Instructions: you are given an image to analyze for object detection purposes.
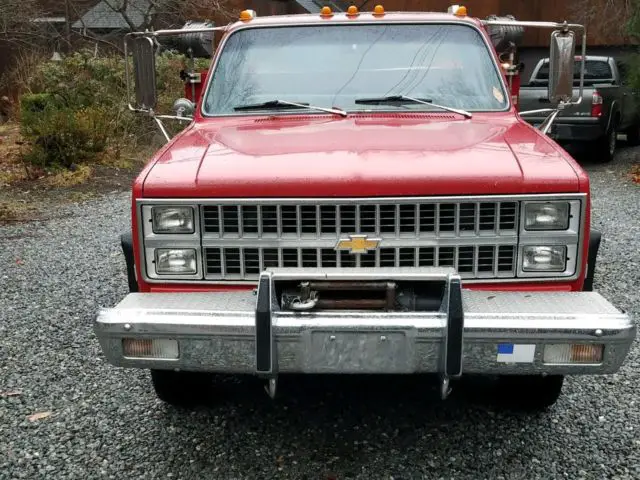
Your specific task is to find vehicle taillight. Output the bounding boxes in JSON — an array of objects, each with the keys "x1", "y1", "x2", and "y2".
[{"x1": 591, "y1": 91, "x2": 603, "y2": 117}]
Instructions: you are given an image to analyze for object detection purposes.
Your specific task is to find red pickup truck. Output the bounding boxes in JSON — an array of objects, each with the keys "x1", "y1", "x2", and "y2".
[{"x1": 94, "y1": 6, "x2": 636, "y2": 412}]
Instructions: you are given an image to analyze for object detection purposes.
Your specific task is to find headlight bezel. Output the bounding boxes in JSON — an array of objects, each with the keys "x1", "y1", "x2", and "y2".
[
  {"x1": 140, "y1": 203, "x2": 203, "y2": 280},
  {"x1": 517, "y1": 198, "x2": 583, "y2": 279}
]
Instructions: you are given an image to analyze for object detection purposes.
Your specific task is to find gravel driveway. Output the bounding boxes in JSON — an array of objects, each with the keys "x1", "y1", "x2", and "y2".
[{"x1": 1, "y1": 148, "x2": 638, "y2": 480}]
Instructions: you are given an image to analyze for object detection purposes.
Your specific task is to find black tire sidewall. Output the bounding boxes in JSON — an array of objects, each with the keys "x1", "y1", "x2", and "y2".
[
  {"x1": 496, "y1": 375, "x2": 564, "y2": 411},
  {"x1": 151, "y1": 369, "x2": 212, "y2": 407},
  {"x1": 626, "y1": 124, "x2": 640, "y2": 146},
  {"x1": 595, "y1": 123, "x2": 617, "y2": 162}
]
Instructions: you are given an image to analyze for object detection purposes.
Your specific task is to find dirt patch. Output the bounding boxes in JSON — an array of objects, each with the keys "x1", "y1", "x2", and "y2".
[
  {"x1": 631, "y1": 163, "x2": 640, "y2": 184},
  {"x1": 0, "y1": 122, "x2": 149, "y2": 225}
]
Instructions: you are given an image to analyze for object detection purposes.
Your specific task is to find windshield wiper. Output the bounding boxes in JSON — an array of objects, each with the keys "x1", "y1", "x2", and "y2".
[
  {"x1": 354, "y1": 95, "x2": 472, "y2": 119},
  {"x1": 234, "y1": 99, "x2": 347, "y2": 117}
]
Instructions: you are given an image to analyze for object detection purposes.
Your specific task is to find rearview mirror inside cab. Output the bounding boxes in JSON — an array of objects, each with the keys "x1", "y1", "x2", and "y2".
[
  {"x1": 548, "y1": 29, "x2": 576, "y2": 104},
  {"x1": 130, "y1": 36, "x2": 158, "y2": 111}
]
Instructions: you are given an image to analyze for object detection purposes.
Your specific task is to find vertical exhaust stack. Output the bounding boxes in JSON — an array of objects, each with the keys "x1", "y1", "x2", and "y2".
[
  {"x1": 156, "y1": 21, "x2": 216, "y2": 105},
  {"x1": 157, "y1": 21, "x2": 216, "y2": 58},
  {"x1": 485, "y1": 15, "x2": 526, "y2": 111},
  {"x1": 485, "y1": 15, "x2": 525, "y2": 53}
]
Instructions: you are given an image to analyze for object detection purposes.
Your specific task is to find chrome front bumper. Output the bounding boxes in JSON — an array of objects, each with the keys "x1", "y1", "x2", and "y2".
[{"x1": 94, "y1": 269, "x2": 636, "y2": 381}]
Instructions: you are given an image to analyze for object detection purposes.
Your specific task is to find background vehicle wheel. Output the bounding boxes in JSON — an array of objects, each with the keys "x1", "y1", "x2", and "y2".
[
  {"x1": 496, "y1": 375, "x2": 564, "y2": 411},
  {"x1": 150, "y1": 369, "x2": 212, "y2": 407},
  {"x1": 594, "y1": 124, "x2": 617, "y2": 163},
  {"x1": 625, "y1": 124, "x2": 640, "y2": 146}
]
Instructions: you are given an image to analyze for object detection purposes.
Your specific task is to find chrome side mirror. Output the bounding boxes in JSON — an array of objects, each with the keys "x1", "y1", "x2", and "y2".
[
  {"x1": 548, "y1": 29, "x2": 576, "y2": 104},
  {"x1": 172, "y1": 98, "x2": 195, "y2": 118},
  {"x1": 130, "y1": 36, "x2": 158, "y2": 110}
]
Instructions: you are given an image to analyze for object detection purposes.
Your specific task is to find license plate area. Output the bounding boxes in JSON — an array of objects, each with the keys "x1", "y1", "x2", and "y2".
[{"x1": 303, "y1": 330, "x2": 415, "y2": 373}]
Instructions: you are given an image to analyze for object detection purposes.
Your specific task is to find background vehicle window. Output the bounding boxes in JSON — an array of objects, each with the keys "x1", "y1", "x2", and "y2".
[{"x1": 534, "y1": 60, "x2": 613, "y2": 82}]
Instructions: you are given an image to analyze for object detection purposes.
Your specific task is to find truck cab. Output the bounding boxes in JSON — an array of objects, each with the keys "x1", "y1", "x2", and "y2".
[{"x1": 95, "y1": 6, "x2": 636, "y2": 412}]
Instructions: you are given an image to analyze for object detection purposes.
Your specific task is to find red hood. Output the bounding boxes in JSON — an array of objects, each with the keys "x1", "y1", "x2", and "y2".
[{"x1": 142, "y1": 113, "x2": 583, "y2": 198}]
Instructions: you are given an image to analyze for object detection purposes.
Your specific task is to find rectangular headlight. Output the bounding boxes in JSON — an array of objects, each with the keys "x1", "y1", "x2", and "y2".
[
  {"x1": 152, "y1": 206, "x2": 195, "y2": 234},
  {"x1": 522, "y1": 245, "x2": 567, "y2": 272},
  {"x1": 524, "y1": 202, "x2": 570, "y2": 231},
  {"x1": 155, "y1": 248, "x2": 197, "y2": 275}
]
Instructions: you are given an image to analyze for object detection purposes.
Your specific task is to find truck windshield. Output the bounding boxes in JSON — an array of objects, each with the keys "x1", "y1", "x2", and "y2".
[{"x1": 202, "y1": 23, "x2": 508, "y2": 116}]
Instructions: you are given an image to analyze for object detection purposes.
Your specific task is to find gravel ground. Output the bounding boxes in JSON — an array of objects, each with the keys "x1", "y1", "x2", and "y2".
[{"x1": 1, "y1": 147, "x2": 638, "y2": 480}]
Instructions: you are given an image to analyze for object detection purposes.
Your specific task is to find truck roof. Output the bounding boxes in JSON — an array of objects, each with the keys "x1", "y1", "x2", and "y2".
[{"x1": 224, "y1": 11, "x2": 483, "y2": 33}]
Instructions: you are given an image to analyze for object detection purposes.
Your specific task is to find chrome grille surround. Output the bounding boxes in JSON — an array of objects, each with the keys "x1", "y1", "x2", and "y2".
[{"x1": 137, "y1": 194, "x2": 586, "y2": 284}]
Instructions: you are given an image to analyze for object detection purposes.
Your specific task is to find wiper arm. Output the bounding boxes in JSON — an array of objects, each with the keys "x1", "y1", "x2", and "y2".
[
  {"x1": 234, "y1": 99, "x2": 347, "y2": 117},
  {"x1": 354, "y1": 95, "x2": 472, "y2": 119}
]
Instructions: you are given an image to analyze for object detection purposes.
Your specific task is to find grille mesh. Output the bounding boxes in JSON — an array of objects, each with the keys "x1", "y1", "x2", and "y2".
[
  {"x1": 204, "y1": 245, "x2": 517, "y2": 280},
  {"x1": 201, "y1": 200, "x2": 519, "y2": 280},
  {"x1": 202, "y1": 201, "x2": 518, "y2": 237}
]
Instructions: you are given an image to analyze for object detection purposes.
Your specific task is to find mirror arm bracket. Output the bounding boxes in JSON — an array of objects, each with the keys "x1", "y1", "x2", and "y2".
[
  {"x1": 153, "y1": 114, "x2": 172, "y2": 143},
  {"x1": 539, "y1": 107, "x2": 562, "y2": 135}
]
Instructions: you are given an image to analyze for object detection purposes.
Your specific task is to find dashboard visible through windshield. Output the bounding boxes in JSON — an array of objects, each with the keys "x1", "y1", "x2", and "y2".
[{"x1": 202, "y1": 23, "x2": 509, "y2": 116}]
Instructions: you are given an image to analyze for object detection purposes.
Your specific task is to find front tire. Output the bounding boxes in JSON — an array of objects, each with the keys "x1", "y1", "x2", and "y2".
[
  {"x1": 496, "y1": 375, "x2": 564, "y2": 411},
  {"x1": 151, "y1": 369, "x2": 213, "y2": 407}
]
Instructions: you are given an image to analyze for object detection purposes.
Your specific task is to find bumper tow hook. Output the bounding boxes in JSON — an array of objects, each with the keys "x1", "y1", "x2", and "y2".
[
  {"x1": 265, "y1": 377, "x2": 277, "y2": 399},
  {"x1": 440, "y1": 375, "x2": 452, "y2": 400}
]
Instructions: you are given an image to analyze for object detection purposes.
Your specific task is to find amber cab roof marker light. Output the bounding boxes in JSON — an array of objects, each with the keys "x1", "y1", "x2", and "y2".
[
  {"x1": 455, "y1": 5, "x2": 468, "y2": 16},
  {"x1": 320, "y1": 6, "x2": 333, "y2": 18},
  {"x1": 447, "y1": 5, "x2": 468, "y2": 16},
  {"x1": 346, "y1": 5, "x2": 359, "y2": 17},
  {"x1": 239, "y1": 9, "x2": 255, "y2": 22},
  {"x1": 372, "y1": 5, "x2": 385, "y2": 17}
]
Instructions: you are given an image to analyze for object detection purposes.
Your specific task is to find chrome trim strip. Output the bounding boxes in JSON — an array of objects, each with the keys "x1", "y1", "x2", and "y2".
[
  {"x1": 200, "y1": 237, "x2": 518, "y2": 248},
  {"x1": 137, "y1": 194, "x2": 585, "y2": 205}
]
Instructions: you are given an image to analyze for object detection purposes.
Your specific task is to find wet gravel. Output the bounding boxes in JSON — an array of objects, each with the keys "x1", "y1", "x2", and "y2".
[{"x1": 0, "y1": 147, "x2": 638, "y2": 480}]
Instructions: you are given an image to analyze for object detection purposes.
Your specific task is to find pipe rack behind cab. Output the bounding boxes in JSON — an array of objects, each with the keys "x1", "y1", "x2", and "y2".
[{"x1": 123, "y1": 14, "x2": 587, "y2": 141}]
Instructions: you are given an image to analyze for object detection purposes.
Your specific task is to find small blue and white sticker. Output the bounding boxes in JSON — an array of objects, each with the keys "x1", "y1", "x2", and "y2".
[{"x1": 496, "y1": 343, "x2": 536, "y2": 363}]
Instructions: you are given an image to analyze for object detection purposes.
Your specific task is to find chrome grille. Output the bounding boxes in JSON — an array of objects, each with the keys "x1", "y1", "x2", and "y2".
[
  {"x1": 201, "y1": 199, "x2": 519, "y2": 281},
  {"x1": 202, "y1": 201, "x2": 518, "y2": 237}
]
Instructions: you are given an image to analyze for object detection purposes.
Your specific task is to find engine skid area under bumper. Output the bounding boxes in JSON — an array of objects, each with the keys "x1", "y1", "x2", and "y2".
[{"x1": 94, "y1": 268, "x2": 635, "y2": 399}]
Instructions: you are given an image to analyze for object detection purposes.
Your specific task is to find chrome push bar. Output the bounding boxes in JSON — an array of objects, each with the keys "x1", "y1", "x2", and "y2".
[{"x1": 254, "y1": 268, "x2": 465, "y2": 399}]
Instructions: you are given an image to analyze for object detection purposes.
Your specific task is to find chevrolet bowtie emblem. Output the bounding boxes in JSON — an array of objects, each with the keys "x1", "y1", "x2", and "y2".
[{"x1": 335, "y1": 234, "x2": 382, "y2": 254}]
